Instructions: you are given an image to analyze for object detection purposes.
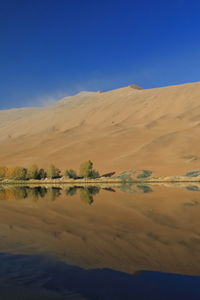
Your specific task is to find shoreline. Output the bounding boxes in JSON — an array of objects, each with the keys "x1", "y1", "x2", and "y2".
[{"x1": 1, "y1": 178, "x2": 200, "y2": 185}]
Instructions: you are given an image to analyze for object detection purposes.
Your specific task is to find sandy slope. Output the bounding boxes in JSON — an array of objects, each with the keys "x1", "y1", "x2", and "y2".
[{"x1": 1, "y1": 82, "x2": 200, "y2": 176}]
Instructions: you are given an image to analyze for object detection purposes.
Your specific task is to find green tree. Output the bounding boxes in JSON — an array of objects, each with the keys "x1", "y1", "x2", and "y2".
[
  {"x1": 27, "y1": 165, "x2": 39, "y2": 179},
  {"x1": 65, "y1": 169, "x2": 77, "y2": 179},
  {"x1": 79, "y1": 160, "x2": 93, "y2": 178},
  {"x1": 47, "y1": 165, "x2": 61, "y2": 179},
  {"x1": 37, "y1": 168, "x2": 47, "y2": 180}
]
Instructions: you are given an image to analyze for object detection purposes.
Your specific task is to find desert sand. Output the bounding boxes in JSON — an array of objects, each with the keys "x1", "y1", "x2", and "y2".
[{"x1": 1, "y1": 81, "x2": 200, "y2": 176}]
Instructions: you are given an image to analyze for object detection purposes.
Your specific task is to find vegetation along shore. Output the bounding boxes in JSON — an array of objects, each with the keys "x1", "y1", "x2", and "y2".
[{"x1": 1, "y1": 160, "x2": 200, "y2": 184}]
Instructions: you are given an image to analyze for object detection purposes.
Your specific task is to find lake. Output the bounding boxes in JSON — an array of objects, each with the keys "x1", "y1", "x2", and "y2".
[{"x1": 0, "y1": 183, "x2": 200, "y2": 299}]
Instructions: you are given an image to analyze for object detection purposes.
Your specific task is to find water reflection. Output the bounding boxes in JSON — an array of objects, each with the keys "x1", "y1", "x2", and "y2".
[
  {"x1": 0, "y1": 185, "x2": 102, "y2": 203},
  {"x1": 185, "y1": 185, "x2": 200, "y2": 192},
  {"x1": 0, "y1": 186, "x2": 62, "y2": 201},
  {"x1": 0, "y1": 183, "x2": 156, "y2": 203},
  {"x1": 0, "y1": 183, "x2": 200, "y2": 277},
  {"x1": 66, "y1": 186, "x2": 101, "y2": 205},
  {"x1": 0, "y1": 183, "x2": 200, "y2": 298},
  {"x1": 1, "y1": 183, "x2": 200, "y2": 203},
  {"x1": 137, "y1": 184, "x2": 153, "y2": 193},
  {"x1": 119, "y1": 182, "x2": 153, "y2": 194}
]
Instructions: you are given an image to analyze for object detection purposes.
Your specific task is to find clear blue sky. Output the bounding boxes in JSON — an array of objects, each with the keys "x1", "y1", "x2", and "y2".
[{"x1": 1, "y1": 0, "x2": 200, "y2": 109}]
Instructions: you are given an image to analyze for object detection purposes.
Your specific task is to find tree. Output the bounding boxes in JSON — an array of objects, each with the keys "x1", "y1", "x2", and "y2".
[
  {"x1": 65, "y1": 169, "x2": 77, "y2": 179},
  {"x1": 0, "y1": 167, "x2": 6, "y2": 179},
  {"x1": 47, "y1": 165, "x2": 61, "y2": 179},
  {"x1": 12, "y1": 167, "x2": 27, "y2": 180},
  {"x1": 5, "y1": 167, "x2": 15, "y2": 179},
  {"x1": 79, "y1": 160, "x2": 93, "y2": 178},
  {"x1": 37, "y1": 168, "x2": 47, "y2": 180},
  {"x1": 27, "y1": 165, "x2": 39, "y2": 179}
]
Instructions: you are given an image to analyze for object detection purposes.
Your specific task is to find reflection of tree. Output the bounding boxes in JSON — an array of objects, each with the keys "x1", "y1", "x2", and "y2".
[
  {"x1": 65, "y1": 185, "x2": 100, "y2": 204},
  {"x1": 120, "y1": 182, "x2": 135, "y2": 194},
  {"x1": 137, "y1": 185, "x2": 153, "y2": 193},
  {"x1": 79, "y1": 186, "x2": 100, "y2": 205},
  {"x1": 0, "y1": 186, "x2": 61, "y2": 201},
  {"x1": 27, "y1": 187, "x2": 42, "y2": 201},
  {"x1": 47, "y1": 187, "x2": 61, "y2": 201},
  {"x1": 87, "y1": 186, "x2": 100, "y2": 195},
  {"x1": 80, "y1": 188, "x2": 94, "y2": 205},
  {"x1": 185, "y1": 185, "x2": 200, "y2": 192},
  {"x1": 27, "y1": 186, "x2": 48, "y2": 200},
  {"x1": 0, "y1": 187, "x2": 11, "y2": 200},
  {"x1": 0, "y1": 188, "x2": 5, "y2": 200},
  {"x1": 65, "y1": 187, "x2": 77, "y2": 196},
  {"x1": 37, "y1": 187, "x2": 47, "y2": 198},
  {"x1": 0, "y1": 185, "x2": 102, "y2": 203},
  {"x1": 120, "y1": 183, "x2": 153, "y2": 194},
  {"x1": 13, "y1": 187, "x2": 28, "y2": 199},
  {"x1": 0, "y1": 187, "x2": 29, "y2": 200}
]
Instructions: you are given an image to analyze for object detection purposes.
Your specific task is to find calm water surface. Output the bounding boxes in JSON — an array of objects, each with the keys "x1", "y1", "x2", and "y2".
[{"x1": 0, "y1": 183, "x2": 200, "y2": 299}]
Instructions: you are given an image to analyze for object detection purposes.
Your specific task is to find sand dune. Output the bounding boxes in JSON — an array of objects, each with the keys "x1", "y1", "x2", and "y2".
[{"x1": 1, "y1": 82, "x2": 200, "y2": 175}]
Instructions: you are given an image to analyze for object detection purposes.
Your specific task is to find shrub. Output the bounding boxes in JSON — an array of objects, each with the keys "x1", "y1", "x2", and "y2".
[
  {"x1": 137, "y1": 170, "x2": 152, "y2": 179},
  {"x1": 65, "y1": 169, "x2": 77, "y2": 179},
  {"x1": 119, "y1": 174, "x2": 132, "y2": 183},
  {"x1": 184, "y1": 171, "x2": 200, "y2": 177},
  {"x1": 89, "y1": 169, "x2": 100, "y2": 179}
]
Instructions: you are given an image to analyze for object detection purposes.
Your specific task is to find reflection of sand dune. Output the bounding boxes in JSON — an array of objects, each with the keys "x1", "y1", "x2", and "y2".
[
  {"x1": 1, "y1": 82, "x2": 200, "y2": 176},
  {"x1": 0, "y1": 186, "x2": 200, "y2": 275}
]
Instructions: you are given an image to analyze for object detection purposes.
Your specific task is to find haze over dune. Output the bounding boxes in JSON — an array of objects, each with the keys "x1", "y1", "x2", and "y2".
[{"x1": 1, "y1": 81, "x2": 200, "y2": 176}]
